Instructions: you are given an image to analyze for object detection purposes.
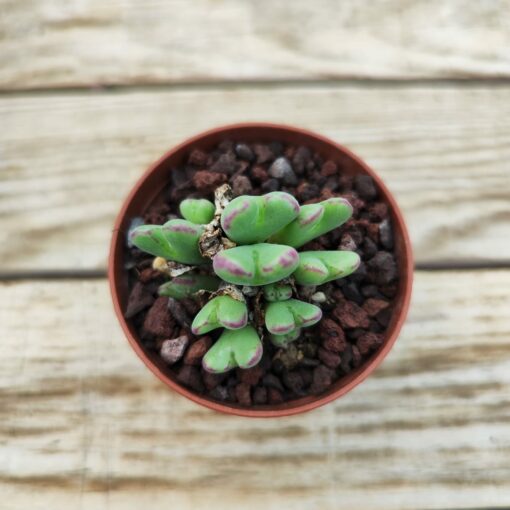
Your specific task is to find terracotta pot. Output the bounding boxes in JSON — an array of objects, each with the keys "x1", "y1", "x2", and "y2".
[{"x1": 109, "y1": 123, "x2": 413, "y2": 418}]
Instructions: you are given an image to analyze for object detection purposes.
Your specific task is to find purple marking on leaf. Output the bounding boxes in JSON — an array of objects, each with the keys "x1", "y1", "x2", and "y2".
[
  {"x1": 213, "y1": 253, "x2": 253, "y2": 277},
  {"x1": 302, "y1": 309, "x2": 323, "y2": 325},
  {"x1": 278, "y1": 249, "x2": 298, "y2": 268},
  {"x1": 330, "y1": 197, "x2": 353, "y2": 212},
  {"x1": 222, "y1": 314, "x2": 248, "y2": 329},
  {"x1": 174, "y1": 277, "x2": 195, "y2": 286},
  {"x1": 272, "y1": 193, "x2": 300, "y2": 213},
  {"x1": 166, "y1": 224, "x2": 197, "y2": 234},
  {"x1": 299, "y1": 206, "x2": 323, "y2": 226},
  {"x1": 302, "y1": 263, "x2": 327, "y2": 275},
  {"x1": 222, "y1": 200, "x2": 250, "y2": 231},
  {"x1": 245, "y1": 345, "x2": 263, "y2": 367},
  {"x1": 271, "y1": 324, "x2": 294, "y2": 334},
  {"x1": 191, "y1": 322, "x2": 208, "y2": 335},
  {"x1": 202, "y1": 359, "x2": 223, "y2": 373}
]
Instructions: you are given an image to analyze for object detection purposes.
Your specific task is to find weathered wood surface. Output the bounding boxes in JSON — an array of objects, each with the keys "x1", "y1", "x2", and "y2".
[
  {"x1": 2, "y1": 85, "x2": 510, "y2": 272},
  {"x1": 1, "y1": 0, "x2": 510, "y2": 90},
  {"x1": 1, "y1": 270, "x2": 510, "y2": 509}
]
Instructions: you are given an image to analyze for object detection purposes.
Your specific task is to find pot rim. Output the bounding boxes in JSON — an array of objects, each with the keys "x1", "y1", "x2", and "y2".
[{"x1": 109, "y1": 122, "x2": 414, "y2": 418}]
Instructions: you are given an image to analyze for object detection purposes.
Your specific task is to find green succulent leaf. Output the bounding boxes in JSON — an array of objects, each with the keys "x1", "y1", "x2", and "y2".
[
  {"x1": 129, "y1": 225, "x2": 175, "y2": 259},
  {"x1": 270, "y1": 197, "x2": 353, "y2": 248},
  {"x1": 221, "y1": 192, "x2": 300, "y2": 244},
  {"x1": 212, "y1": 243, "x2": 299, "y2": 286},
  {"x1": 269, "y1": 328, "x2": 301, "y2": 347},
  {"x1": 158, "y1": 274, "x2": 220, "y2": 299},
  {"x1": 263, "y1": 282, "x2": 293, "y2": 302},
  {"x1": 179, "y1": 198, "x2": 215, "y2": 225},
  {"x1": 202, "y1": 325, "x2": 263, "y2": 374},
  {"x1": 265, "y1": 299, "x2": 322, "y2": 335},
  {"x1": 293, "y1": 251, "x2": 360, "y2": 285},
  {"x1": 191, "y1": 295, "x2": 248, "y2": 335}
]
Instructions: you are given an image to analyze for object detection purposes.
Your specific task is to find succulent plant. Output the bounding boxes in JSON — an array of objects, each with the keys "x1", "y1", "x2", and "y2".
[{"x1": 130, "y1": 188, "x2": 359, "y2": 374}]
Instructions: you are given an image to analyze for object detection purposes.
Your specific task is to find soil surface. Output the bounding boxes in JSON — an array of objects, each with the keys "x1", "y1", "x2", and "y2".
[{"x1": 124, "y1": 140, "x2": 399, "y2": 407}]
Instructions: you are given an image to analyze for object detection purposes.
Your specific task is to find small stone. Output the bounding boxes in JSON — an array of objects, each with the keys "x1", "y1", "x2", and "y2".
[
  {"x1": 368, "y1": 202, "x2": 389, "y2": 221},
  {"x1": 296, "y1": 182, "x2": 320, "y2": 201},
  {"x1": 202, "y1": 370, "x2": 228, "y2": 391},
  {"x1": 267, "y1": 387, "x2": 284, "y2": 404},
  {"x1": 253, "y1": 144, "x2": 274, "y2": 164},
  {"x1": 268, "y1": 157, "x2": 298, "y2": 186},
  {"x1": 170, "y1": 167, "x2": 189, "y2": 188},
  {"x1": 209, "y1": 385, "x2": 229, "y2": 401},
  {"x1": 320, "y1": 318, "x2": 347, "y2": 353},
  {"x1": 235, "y1": 382, "x2": 252, "y2": 406},
  {"x1": 352, "y1": 345, "x2": 362, "y2": 367},
  {"x1": 333, "y1": 301, "x2": 370, "y2": 329},
  {"x1": 251, "y1": 165, "x2": 268, "y2": 182},
  {"x1": 160, "y1": 335, "x2": 189, "y2": 364},
  {"x1": 354, "y1": 175, "x2": 377, "y2": 200},
  {"x1": 357, "y1": 332, "x2": 384, "y2": 355},
  {"x1": 238, "y1": 365, "x2": 264, "y2": 386},
  {"x1": 211, "y1": 152, "x2": 238, "y2": 175},
  {"x1": 363, "y1": 298, "x2": 389, "y2": 317},
  {"x1": 361, "y1": 284, "x2": 381, "y2": 298},
  {"x1": 340, "y1": 282, "x2": 364, "y2": 306},
  {"x1": 362, "y1": 237, "x2": 378, "y2": 259},
  {"x1": 292, "y1": 146, "x2": 312, "y2": 175},
  {"x1": 177, "y1": 365, "x2": 204, "y2": 393},
  {"x1": 339, "y1": 233, "x2": 358, "y2": 251},
  {"x1": 380, "y1": 282, "x2": 398, "y2": 298},
  {"x1": 167, "y1": 298, "x2": 191, "y2": 328},
  {"x1": 184, "y1": 336, "x2": 213, "y2": 365},
  {"x1": 143, "y1": 296, "x2": 175, "y2": 337},
  {"x1": 376, "y1": 308, "x2": 392, "y2": 328},
  {"x1": 261, "y1": 178, "x2": 280, "y2": 192},
  {"x1": 367, "y1": 252, "x2": 398, "y2": 285},
  {"x1": 138, "y1": 267, "x2": 163, "y2": 284},
  {"x1": 318, "y1": 347, "x2": 342, "y2": 369},
  {"x1": 253, "y1": 386, "x2": 268, "y2": 405},
  {"x1": 310, "y1": 365, "x2": 334, "y2": 394},
  {"x1": 125, "y1": 281, "x2": 155, "y2": 319},
  {"x1": 311, "y1": 291, "x2": 327, "y2": 303},
  {"x1": 299, "y1": 368, "x2": 313, "y2": 387},
  {"x1": 282, "y1": 371, "x2": 305, "y2": 394},
  {"x1": 192, "y1": 171, "x2": 227, "y2": 191},
  {"x1": 231, "y1": 175, "x2": 253, "y2": 196},
  {"x1": 324, "y1": 177, "x2": 339, "y2": 192},
  {"x1": 340, "y1": 345, "x2": 353, "y2": 373},
  {"x1": 379, "y1": 219, "x2": 394, "y2": 250},
  {"x1": 235, "y1": 143, "x2": 255, "y2": 162},
  {"x1": 262, "y1": 373, "x2": 285, "y2": 392},
  {"x1": 268, "y1": 141, "x2": 284, "y2": 157},
  {"x1": 188, "y1": 149, "x2": 208, "y2": 167},
  {"x1": 366, "y1": 223, "x2": 380, "y2": 244},
  {"x1": 320, "y1": 160, "x2": 337, "y2": 177}
]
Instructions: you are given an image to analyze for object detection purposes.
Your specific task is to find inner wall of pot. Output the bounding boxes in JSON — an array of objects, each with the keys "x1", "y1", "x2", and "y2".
[{"x1": 113, "y1": 125, "x2": 411, "y2": 411}]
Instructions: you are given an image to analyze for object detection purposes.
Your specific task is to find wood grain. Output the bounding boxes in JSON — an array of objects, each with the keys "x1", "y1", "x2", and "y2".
[
  {"x1": 1, "y1": 270, "x2": 510, "y2": 509},
  {"x1": 1, "y1": 0, "x2": 510, "y2": 90},
  {"x1": 1, "y1": 84, "x2": 510, "y2": 271}
]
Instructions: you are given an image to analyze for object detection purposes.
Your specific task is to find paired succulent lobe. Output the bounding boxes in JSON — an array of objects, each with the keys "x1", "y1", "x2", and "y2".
[
  {"x1": 202, "y1": 325, "x2": 263, "y2": 374},
  {"x1": 191, "y1": 295, "x2": 248, "y2": 335},
  {"x1": 221, "y1": 192, "x2": 300, "y2": 244},
  {"x1": 263, "y1": 282, "x2": 293, "y2": 302},
  {"x1": 293, "y1": 251, "x2": 360, "y2": 285},
  {"x1": 212, "y1": 243, "x2": 299, "y2": 286},
  {"x1": 269, "y1": 328, "x2": 301, "y2": 347},
  {"x1": 179, "y1": 198, "x2": 215, "y2": 225},
  {"x1": 130, "y1": 219, "x2": 206, "y2": 264},
  {"x1": 158, "y1": 274, "x2": 220, "y2": 299},
  {"x1": 270, "y1": 197, "x2": 352, "y2": 248},
  {"x1": 265, "y1": 298, "x2": 322, "y2": 335}
]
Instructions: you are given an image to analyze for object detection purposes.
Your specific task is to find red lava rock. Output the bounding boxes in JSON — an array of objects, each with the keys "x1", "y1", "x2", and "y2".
[
  {"x1": 231, "y1": 174, "x2": 253, "y2": 196},
  {"x1": 177, "y1": 365, "x2": 204, "y2": 393},
  {"x1": 143, "y1": 203, "x2": 172, "y2": 224},
  {"x1": 282, "y1": 371, "x2": 305, "y2": 394},
  {"x1": 202, "y1": 370, "x2": 228, "y2": 391},
  {"x1": 354, "y1": 174, "x2": 378, "y2": 200},
  {"x1": 238, "y1": 365, "x2": 264, "y2": 386},
  {"x1": 138, "y1": 268, "x2": 163, "y2": 284},
  {"x1": 363, "y1": 298, "x2": 390, "y2": 317},
  {"x1": 368, "y1": 251, "x2": 398, "y2": 285},
  {"x1": 351, "y1": 345, "x2": 362, "y2": 367},
  {"x1": 160, "y1": 335, "x2": 189, "y2": 364},
  {"x1": 333, "y1": 301, "x2": 370, "y2": 329},
  {"x1": 292, "y1": 146, "x2": 312, "y2": 175},
  {"x1": 267, "y1": 387, "x2": 284, "y2": 404},
  {"x1": 356, "y1": 332, "x2": 384, "y2": 355},
  {"x1": 235, "y1": 382, "x2": 252, "y2": 406},
  {"x1": 310, "y1": 365, "x2": 335, "y2": 395},
  {"x1": 320, "y1": 318, "x2": 347, "y2": 353},
  {"x1": 368, "y1": 202, "x2": 389, "y2": 221},
  {"x1": 253, "y1": 144, "x2": 274, "y2": 164},
  {"x1": 184, "y1": 336, "x2": 213, "y2": 365},
  {"x1": 143, "y1": 296, "x2": 175, "y2": 337},
  {"x1": 366, "y1": 222, "x2": 380, "y2": 243},
  {"x1": 253, "y1": 386, "x2": 268, "y2": 405},
  {"x1": 339, "y1": 233, "x2": 358, "y2": 251},
  {"x1": 125, "y1": 281, "x2": 155, "y2": 319},
  {"x1": 318, "y1": 347, "x2": 342, "y2": 369},
  {"x1": 192, "y1": 171, "x2": 227, "y2": 191},
  {"x1": 251, "y1": 165, "x2": 268, "y2": 182},
  {"x1": 188, "y1": 148, "x2": 208, "y2": 166},
  {"x1": 320, "y1": 160, "x2": 337, "y2": 177}
]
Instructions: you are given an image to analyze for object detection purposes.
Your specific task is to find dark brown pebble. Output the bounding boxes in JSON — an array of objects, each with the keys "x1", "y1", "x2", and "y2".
[
  {"x1": 368, "y1": 251, "x2": 398, "y2": 285},
  {"x1": 188, "y1": 149, "x2": 208, "y2": 167},
  {"x1": 192, "y1": 171, "x2": 227, "y2": 191},
  {"x1": 125, "y1": 281, "x2": 155, "y2": 319},
  {"x1": 251, "y1": 165, "x2": 268, "y2": 182},
  {"x1": 320, "y1": 160, "x2": 337, "y2": 177},
  {"x1": 354, "y1": 174, "x2": 377, "y2": 200},
  {"x1": 211, "y1": 152, "x2": 238, "y2": 175},
  {"x1": 282, "y1": 371, "x2": 305, "y2": 394},
  {"x1": 253, "y1": 386, "x2": 268, "y2": 405},
  {"x1": 261, "y1": 178, "x2": 280, "y2": 192},
  {"x1": 376, "y1": 308, "x2": 392, "y2": 328},
  {"x1": 292, "y1": 146, "x2": 312, "y2": 175},
  {"x1": 333, "y1": 301, "x2": 370, "y2": 329},
  {"x1": 235, "y1": 382, "x2": 252, "y2": 406},
  {"x1": 143, "y1": 296, "x2": 175, "y2": 338},
  {"x1": 177, "y1": 365, "x2": 204, "y2": 393},
  {"x1": 184, "y1": 336, "x2": 212, "y2": 365},
  {"x1": 318, "y1": 347, "x2": 342, "y2": 369},
  {"x1": 238, "y1": 365, "x2": 264, "y2": 386},
  {"x1": 340, "y1": 281, "x2": 364, "y2": 306},
  {"x1": 202, "y1": 370, "x2": 228, "y2": 391},
  {"x1": 361, "y1": 284, "x2": 381, "y2": 298},
  {"x1": 357, "y1": 332, "x2": 384, "y2": 355},
  {"x1": 363, "y1": 298, "x2": 389, "y2": 317},
  {"x1": 253, "y1": 144, "x2": 274, "y2": 164},
  {"x1": 320, "y1": 318, "x2": 347, "y2": 353},
  {"x1": 263, "y1": 373, "x2": 285, "y2": 392},
  {"x1": 235, "y1": 143, "x2": 255, "y2": 162},
  {"x1": 209, "y1": 385, "x2": 229, "y2": 401},
  {"x1": 267, "y1": 388, "x2": 284, "y2": 404},
  {"x1": 310, "y1": 365, "x2": 335, "y2": 394},
  {"x1": 231, "y1": 174, "x2": 253, "y2": 196}
]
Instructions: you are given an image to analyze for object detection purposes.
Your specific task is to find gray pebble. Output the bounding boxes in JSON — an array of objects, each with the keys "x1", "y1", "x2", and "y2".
[{"x1": 268, "y1": 157, "x2": 298, "y2": 186}]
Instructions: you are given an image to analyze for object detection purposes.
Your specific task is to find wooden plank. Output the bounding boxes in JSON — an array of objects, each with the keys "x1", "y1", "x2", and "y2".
[
  {"x1": 1, "y1": 270, "x2": 510, "y2": 509},
  {"x1": 1, "y1": 0, "x2": 510, "y2": 90},
  {"x1": 1, "y1": 85, "x2": 510, "y2": 271}
]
